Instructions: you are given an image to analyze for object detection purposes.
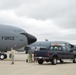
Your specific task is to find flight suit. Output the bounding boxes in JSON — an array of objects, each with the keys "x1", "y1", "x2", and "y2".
[
  {"x1": 10, "y1": 48, "x2": 15, "y2": 64},
  {"x1": 28, "y1": 49, "x2": 32, "y2": 63}
]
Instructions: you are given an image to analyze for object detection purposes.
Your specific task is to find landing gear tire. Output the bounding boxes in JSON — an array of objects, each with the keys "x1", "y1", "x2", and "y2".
[
  {"x1": 51, "y1": 57, "x2": 57, "y2": 65},
  {"x1": 73, "y1": 57, "x2": 76, "y2": 63},
  {"x1": 0, "y1": 54, "x2": 7, "y2": 60},
  {"x1": 0, "y1": 54, "x2": 5, "y2": 60},
  {"x1": 4, "y1": 54, "x2": 7, "y2": 59}
]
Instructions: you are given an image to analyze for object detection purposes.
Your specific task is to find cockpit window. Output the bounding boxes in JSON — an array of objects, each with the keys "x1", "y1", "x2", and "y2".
[
  {"x1": 14, "y1": 30, "x2": 21, "y2": 33},
  {"x1": 20, "y1": 33, "x2": 28, "y2": 36},
  {"x1": 14, "y1": 30, "x2": 26, "y2": 34}
]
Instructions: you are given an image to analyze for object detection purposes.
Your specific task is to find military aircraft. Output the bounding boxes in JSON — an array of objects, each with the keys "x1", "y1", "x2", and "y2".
[
  {"x1": 16, "y1": 41, "x2": 49, "y2": 53},
  {"x1": 0, "y1": 25, "x2": 37, "y2": 60},
  {"x1": 16, "y1": 41, "x2": 51, "y2": 52}
]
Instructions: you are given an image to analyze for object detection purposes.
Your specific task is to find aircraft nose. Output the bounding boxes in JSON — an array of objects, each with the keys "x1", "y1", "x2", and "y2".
[
  {"x1": 27, "y1": 33, "x2": 37, "y2": 44},
  {"x1": 20, "y1": 33, "x2": 37, "y2": 44}
]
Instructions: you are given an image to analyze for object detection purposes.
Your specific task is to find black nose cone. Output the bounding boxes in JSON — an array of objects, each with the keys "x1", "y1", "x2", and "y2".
[
  {"x1": 20, "y1": 33, "x2": 37, "y2": 44},
  {"x1": 27, "y1": 33, "x2": 37, "y2": 44}
]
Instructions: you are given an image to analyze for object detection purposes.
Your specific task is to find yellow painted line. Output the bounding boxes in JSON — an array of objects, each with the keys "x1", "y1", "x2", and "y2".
[{"x1": 4, "y1": 58, "x2": 9, "y2": 60}]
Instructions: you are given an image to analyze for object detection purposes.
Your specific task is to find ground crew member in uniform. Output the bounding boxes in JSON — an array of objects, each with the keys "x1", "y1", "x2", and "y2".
[
  {"x1": 10, "y1": 48, "x2": 15, "y2": 64},
  {"x1": 33, "y1": 47, "x2": 38, "y2": 62},
  {"x1": 28, "y1": 48, "x2": 32, "y2": 63}
]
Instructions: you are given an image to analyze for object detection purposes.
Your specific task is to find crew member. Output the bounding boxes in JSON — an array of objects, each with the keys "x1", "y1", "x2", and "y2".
[
  {"x1": 28, "y1": 48, "x2": 32, "y2": 63},
  {"x1": 33, "y1": 47, "x2": 38, "y2": 62},
  {"x1": 10, "y1": 48, "x2": 15, "y2": 64}
]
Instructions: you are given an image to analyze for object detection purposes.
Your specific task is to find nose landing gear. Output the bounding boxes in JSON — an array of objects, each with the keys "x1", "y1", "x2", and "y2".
[{"x1": 0, "y1": 53, "x2": 7, "y2": 60}]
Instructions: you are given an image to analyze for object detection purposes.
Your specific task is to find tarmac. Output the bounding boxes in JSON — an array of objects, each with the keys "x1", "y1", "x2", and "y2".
[{"x1": 0, "y1": 51, "x2": 76, "y2": 75}]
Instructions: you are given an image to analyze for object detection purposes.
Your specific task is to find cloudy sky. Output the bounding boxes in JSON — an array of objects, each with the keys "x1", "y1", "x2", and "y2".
[{"x1": 0, "y1": 0, "x2": 76, "y2": 44}]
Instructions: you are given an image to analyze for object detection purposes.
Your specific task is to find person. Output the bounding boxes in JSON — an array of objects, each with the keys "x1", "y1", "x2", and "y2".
[
  {"x1": 27, "y1": 48, "x2": 32, "y2": 63},
  {"x1": 34, "y1": 47, "x2": 38, "y2": 51},
  {"x1": 33, "y1": 47, "x2": 38, "y2": 62},
  {"x1": 10, "y1": 48, "x2": 15, "y2": 64},
  {"x1": 25, "y1": 50, "x2": 28, "y2": 62}
]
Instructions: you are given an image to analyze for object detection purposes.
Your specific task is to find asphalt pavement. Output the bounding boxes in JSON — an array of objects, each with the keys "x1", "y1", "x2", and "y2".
[{"x1": 0, "y1": 51, "x2": 76, "y2": 75}]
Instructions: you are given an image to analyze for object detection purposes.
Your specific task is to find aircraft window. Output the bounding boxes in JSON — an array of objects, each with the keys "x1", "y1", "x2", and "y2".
[
  {"x1": 14, "y1": 30, "x2": 22, "y2": 33},
  {"x1": 20, "y1": 33, "x2": 27, "y2": 36}
]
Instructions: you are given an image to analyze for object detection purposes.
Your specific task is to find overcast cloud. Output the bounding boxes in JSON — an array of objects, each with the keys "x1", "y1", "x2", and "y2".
[{"x1": 0, "y1": 0, "x2": 76, "y2": 43}]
